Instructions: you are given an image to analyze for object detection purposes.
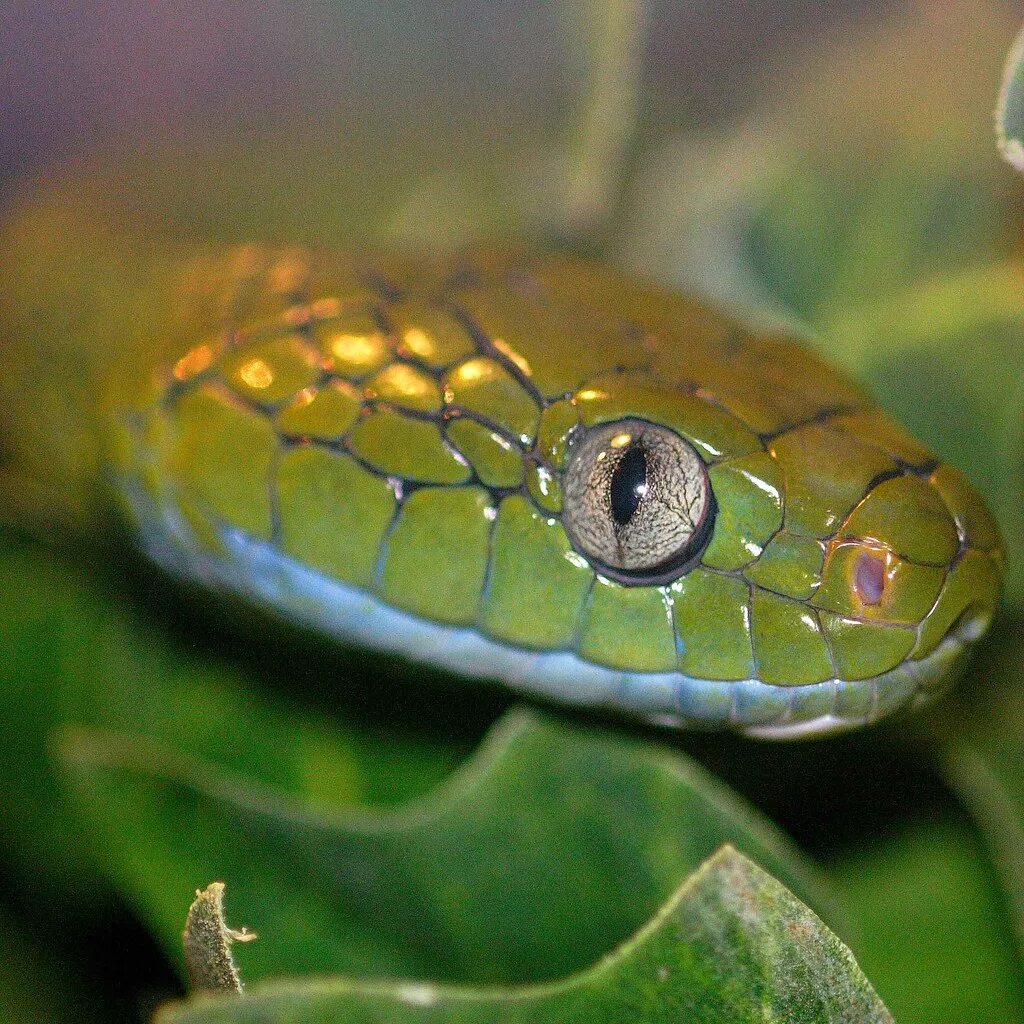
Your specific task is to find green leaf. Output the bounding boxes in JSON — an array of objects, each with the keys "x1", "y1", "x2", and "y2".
[
  {"x1": 56, "y1": 707, "x2": 829, "y2": 986},
  {"x1": 997, "y1": 25, "x2": 1024, "y2": 174},
  {"x1": 620, "y1": 2, "x2": 1019, "y2": 321},
  {"x1": 945, "y1": 743, "x2": 1024, "y2": 955},
  {"x1": 0, "y1": 529, "x2": 484, "y2": 908},
  {"x1": 155, "y1": 848, "x2": 888, "y2": 1024}
]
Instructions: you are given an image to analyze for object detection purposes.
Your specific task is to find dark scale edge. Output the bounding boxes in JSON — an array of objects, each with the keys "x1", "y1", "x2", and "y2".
[{"x1": 442, "y1": 300, "x2": 549, "y2": 410}]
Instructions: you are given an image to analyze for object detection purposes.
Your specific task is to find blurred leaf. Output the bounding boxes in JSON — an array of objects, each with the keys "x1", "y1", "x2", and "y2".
[
  {"x1": 744, "y1": 156, "x2": 1011, "y2": 323},
  {"x1": 935, "y1": 616, "x2": 1024, "y2": 967},
  {"x1": 0, "y1": 529, "x2": 482, "y2": 910},
  {"x1": 156, "y1": 848, "x2": 888, "y2": 1024},
  {"x1": 620, "y1": 0, "x2": 1021, "y2": 319},
  {"x1": 831, "y1": 815, "x2": 1024, "y2": 1024},
  {"x1": 997, "y1": 24, "x2": 1024, "y2": 174},
  {"x1": 56, "y1": 707, "x2": 828, "y2": 986},
  {"x1": 946, "y1": 744, "x2": 1024, "y2": 954}
]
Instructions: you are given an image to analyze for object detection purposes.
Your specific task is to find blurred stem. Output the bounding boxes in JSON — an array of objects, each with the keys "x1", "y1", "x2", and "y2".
[{"x1": 557, "y1": 0, "x2": 648, "y2": 242}]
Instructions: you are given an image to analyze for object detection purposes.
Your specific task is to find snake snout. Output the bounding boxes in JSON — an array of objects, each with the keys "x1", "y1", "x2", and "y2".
[{"x1": 807, "y1": 460, "x2": 1004, "y2": 690}]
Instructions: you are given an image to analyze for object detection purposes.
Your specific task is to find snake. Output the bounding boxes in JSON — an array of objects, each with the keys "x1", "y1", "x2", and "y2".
[{"x1": 0, "y1": 212, "x2": 1005, "y2": 739}]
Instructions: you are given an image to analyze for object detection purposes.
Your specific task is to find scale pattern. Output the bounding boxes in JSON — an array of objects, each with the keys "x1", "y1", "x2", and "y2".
[{"x1": 114, "y1": 246, "x2": 1005, "y2": 715}]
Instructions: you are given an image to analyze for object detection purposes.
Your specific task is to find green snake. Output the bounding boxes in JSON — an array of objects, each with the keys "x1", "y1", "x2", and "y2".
[{"x1": 0, "y1": 209, "x2": 1005, "y2": 739}]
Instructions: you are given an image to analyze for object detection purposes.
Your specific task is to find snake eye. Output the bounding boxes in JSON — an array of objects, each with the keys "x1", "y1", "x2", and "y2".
[{"x1": 562, "y1": 418, "x2": 715, "y2": 585}]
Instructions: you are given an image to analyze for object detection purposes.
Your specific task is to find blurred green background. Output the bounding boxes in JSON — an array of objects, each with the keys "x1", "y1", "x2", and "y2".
[{"x1": 3, "y1": 2, "x2": 1024, "y2": 1021}]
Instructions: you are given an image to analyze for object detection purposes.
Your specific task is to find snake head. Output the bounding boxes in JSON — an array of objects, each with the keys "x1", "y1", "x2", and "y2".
[{"x1": 128, "y1": 249, "x2": 1005, "y2": 739}]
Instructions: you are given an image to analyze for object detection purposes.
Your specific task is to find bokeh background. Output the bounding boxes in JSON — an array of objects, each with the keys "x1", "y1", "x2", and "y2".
[{"x1": 1, "y1": 0, "x2": 886, "y2": 191}]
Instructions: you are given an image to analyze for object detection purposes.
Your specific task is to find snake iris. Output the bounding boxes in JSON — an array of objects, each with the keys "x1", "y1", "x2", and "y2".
[{"x1": 0, "y1": 242, "x2": 1005, "y2": 739}]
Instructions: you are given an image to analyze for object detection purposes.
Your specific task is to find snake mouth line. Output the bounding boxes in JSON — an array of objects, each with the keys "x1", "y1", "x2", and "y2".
[
  {"x1": 739, "y1": 606, "x2": 983, "y2": 739},
  {"x1": 738, "y1": 632, "x2": 967, "y2": 740}
]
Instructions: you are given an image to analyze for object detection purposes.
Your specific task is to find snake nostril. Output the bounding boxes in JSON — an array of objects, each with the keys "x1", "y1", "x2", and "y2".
[{"x1": 853, "y1": 549, "x2": 887, "y2": 605}]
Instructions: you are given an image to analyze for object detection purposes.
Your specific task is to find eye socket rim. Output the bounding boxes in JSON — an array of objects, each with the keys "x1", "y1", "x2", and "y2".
[{"x1": 561, "y1": 417, "x2": 717, "y2": 587}]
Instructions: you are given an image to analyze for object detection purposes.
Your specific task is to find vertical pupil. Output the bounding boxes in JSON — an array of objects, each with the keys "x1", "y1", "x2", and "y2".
[{"x1": 610, "y1": 444, "x2": 647, "y2": 526}]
